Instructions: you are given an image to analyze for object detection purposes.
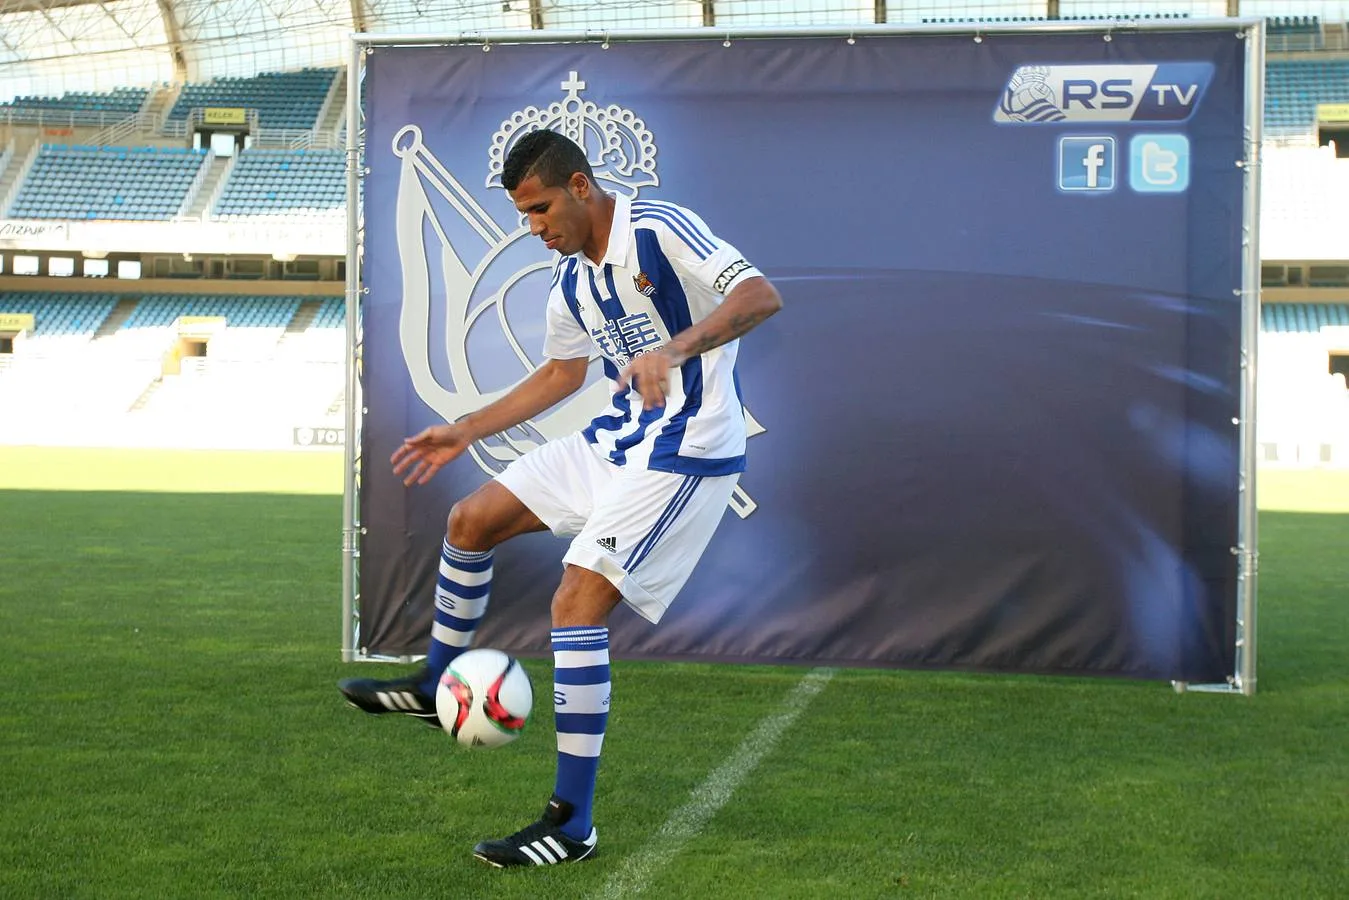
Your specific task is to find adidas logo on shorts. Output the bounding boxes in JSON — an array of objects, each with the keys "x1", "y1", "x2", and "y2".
[{"x1": 596, "y1": 536, "x2": 617, "y2": 553}]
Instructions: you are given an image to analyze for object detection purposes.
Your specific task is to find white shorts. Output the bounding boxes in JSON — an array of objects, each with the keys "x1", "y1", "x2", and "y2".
[{"x1": 495, "y1": 432, "x2": 739, "y2": 624}]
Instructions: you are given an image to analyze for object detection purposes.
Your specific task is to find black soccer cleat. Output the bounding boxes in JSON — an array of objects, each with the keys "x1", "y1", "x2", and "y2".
[
  {"x1": 473, "y1": 795, "x2": 599, "y2": 868},
  {"x1": 337, "y1": 666, "x2": 441, "y2": 729}
]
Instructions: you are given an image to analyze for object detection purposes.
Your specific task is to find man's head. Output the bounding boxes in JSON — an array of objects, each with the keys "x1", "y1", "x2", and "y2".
[
  {"x1": 502, "y1": 129, "x2": 594, "y2": 193},
  {"x1": 503, "y1": 130, "x2": 603, "y2": 257}
]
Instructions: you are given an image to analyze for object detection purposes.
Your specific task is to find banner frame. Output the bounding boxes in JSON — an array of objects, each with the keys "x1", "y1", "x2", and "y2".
[
  {"x1": 341, "y1": 34, "x2": 366, "y2": 663},
  {"x1": 342, "y1": 19, "x2": 1264, "y2": 693}
]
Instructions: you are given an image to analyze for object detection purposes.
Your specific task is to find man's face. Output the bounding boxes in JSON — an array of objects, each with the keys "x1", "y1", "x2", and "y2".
[{"x1": 509, "y1": 173, "x2": 591, "y2": 256}]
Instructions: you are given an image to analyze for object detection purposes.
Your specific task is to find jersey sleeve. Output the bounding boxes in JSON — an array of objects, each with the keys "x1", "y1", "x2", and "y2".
[
  {"x1": 541, "y1": 269, "x2": 592, "y2": 360},
  {"x1": 654, "y1": 204, "x2": 763, "y2": 298}
]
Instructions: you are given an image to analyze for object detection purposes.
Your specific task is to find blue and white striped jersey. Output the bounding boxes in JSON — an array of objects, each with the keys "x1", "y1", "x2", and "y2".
[{"x1": 543, "y1": 193, "x2": 763, "y2": 475}]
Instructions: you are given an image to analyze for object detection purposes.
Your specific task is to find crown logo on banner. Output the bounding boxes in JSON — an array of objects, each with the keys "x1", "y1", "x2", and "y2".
[{"x1": 486, "y1": 71, "x2": 659, "y2": 197}]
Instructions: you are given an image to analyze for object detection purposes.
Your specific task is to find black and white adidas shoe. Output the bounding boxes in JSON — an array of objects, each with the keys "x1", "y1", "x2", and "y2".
[
  {"x1": 337, "y1": 667, "x2": 441, "y2": 729},
  {"x1": 473, "y1": 795, "x2": 598, "y2": 868}
]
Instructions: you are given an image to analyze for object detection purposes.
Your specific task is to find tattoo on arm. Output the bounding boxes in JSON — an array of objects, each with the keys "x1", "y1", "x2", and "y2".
[{"x1": 681, "y1": 309, "x2": 771, "y2": 357}]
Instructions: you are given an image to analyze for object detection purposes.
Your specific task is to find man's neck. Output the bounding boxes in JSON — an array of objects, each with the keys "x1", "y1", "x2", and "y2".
[{"x1": 581, "y1": 191, "x2": 617, "y2": 265}]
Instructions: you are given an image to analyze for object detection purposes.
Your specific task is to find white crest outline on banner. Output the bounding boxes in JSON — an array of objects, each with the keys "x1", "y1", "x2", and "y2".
[{"x1": 391, "y1": 71, "x2": 762, "y2": 517}]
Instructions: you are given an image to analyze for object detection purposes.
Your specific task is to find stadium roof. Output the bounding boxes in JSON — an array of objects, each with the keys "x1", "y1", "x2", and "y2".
[
  {"x1": 0, "y1": 1, "x2": 892, "y2": 101},
  {"x1": 0, "y1": 0, "x2": 716, "y2": 102}
]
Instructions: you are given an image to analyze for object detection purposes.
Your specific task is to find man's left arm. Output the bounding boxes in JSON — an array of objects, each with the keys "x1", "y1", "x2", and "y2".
[{"x1": 617, "y1": 275, "x2": 782, "y2": 410}]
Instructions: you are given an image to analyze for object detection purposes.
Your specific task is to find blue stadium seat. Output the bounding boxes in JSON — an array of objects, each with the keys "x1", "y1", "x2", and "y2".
[
  {"x1": 1267, "y1": 16, "x2": 1321, "y2": 36},
  {"x1": 121, "y1": 295, "x2": 304, "y2": 330},
  {"x1": 0, "y1": 87, "x2": 149, "y2": 123},
  {"x1": 8, "y1": 145, "x2": 209, "y2": 221},
  {"x1": 1264, "y1": 59, "x2": 1349, "y2": 138},
  {"x1": 1261, "y1": 303, "x2": 1349, "y2": 333},
  {"x1": 0, "y1": 292, "x2": 118, "y2": 336},
  {"x1": 213, "y1": 149, "x2": 345, "y2": 218},
  {"x1": 311, "y1": 299, "x2": 346, "y2": 329},
  {"x1": 165, "y1": 68, "x2": 339, "y2": 132}
]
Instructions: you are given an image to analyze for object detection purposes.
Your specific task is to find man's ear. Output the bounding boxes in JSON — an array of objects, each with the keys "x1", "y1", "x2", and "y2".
[{"x1": 569, "y1": 171, "x2": 591, "y2": 199}]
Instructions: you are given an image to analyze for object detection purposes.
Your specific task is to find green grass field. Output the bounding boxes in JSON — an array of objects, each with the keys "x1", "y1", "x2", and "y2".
[{"x1": 0, "y1": 448, "x2": 1345, "y2": 899}]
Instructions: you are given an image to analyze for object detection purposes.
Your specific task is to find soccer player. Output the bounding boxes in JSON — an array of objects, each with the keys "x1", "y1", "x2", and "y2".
[{"x1": 339, "y1": 129, "x2": 782, "y2": 867}]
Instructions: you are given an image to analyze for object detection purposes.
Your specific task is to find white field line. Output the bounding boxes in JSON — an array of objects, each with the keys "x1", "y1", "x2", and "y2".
[{"x1": 594, "y1": 667, "x2": 836, "y2": 899}]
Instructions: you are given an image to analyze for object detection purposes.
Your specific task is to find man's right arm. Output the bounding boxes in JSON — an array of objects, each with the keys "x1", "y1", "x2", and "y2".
[
  {"x1": 454, "y1": 355, "x2": 589, "y2": 441},
  {"x1": 392, "y1": 356, "x2": 589, "y2": 485}
]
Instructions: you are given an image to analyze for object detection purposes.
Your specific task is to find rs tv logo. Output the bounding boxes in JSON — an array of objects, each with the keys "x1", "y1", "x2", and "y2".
[{"x1": 995, "y1": 63, "x2": 1214, "y2": 124}]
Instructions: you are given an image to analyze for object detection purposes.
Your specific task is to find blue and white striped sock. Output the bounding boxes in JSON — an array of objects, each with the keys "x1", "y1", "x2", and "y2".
[
  {"x1": 419, "y1": 540, "x2": 493, "y2": 696},
  {"x1": 552, "y1": 625, "x2": 610, "y2": 841}
]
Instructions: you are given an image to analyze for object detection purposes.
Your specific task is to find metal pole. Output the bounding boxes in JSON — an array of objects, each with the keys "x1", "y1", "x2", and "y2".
[
  {"x1": 1237, "y1": 18, "x2": 1264, "y2": 696},
  {"x1": 1172, "y1": 19, "x2": 1263, "y2": 698},
  {"x1": 340, "y1": 36, "x2": 363, "y2": 662},
  {"x1": 350, "y1": 19, "x2": 1266, "y2": 47}
]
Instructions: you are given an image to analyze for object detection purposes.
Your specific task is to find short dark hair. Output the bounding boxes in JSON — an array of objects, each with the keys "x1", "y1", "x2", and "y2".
[{"x1": 501, "y1": 129, "x2": 594, "y2": 191}]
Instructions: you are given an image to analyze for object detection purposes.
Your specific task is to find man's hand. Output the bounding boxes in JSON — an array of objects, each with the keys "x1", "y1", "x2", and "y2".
[
  {"x1": 617, "y1": 347, "x2": 684, "y2": 411},
  {"x1": 614, "y1": 276, "x2": 781, "y2": 410},
  {"x1": 391, "y1": 424, "x2": 473, "y2": 486}
]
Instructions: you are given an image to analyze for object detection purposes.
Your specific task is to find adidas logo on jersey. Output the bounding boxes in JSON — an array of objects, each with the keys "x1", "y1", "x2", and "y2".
[{"x1": 596, "y1": 536, "x2": 617, "y2": 552}]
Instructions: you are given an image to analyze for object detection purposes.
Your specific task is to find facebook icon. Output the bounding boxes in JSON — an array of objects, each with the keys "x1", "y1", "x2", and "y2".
[{"x1": 1058, "y1": 135, "x2": 1117, "y2": 192}]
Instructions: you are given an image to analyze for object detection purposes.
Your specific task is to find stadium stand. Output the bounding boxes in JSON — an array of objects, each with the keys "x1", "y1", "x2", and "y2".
[
  {"x1": 273, "y1": 298, "x2": 346, "y2": 364},
  {"x1": 1268, "y1": 15, "x2": 1321, "y2": 33},
  {"x1": 0, "y1": 291, "x2": 143, "y2": 437},
  {"x1": 6, "y1": 145, "x2": 208, "y2": 220},
  {"x1": 0, "y1": 292, "x2": 119, "y2": 353},
  {"x1": 0, "y1": 291, "x2": 345, "y2": 446},
  {"x1": 1261, "y1": 303, "x2": 1349, "y2": 333},
  {"x1": 1260, "y1": 145, "x2": 1349, "y2": 260},
  {"x1": 110, "y1": 293, "x2": 345, "y2": 442},
  {"x1": 1258, "y1": 302, "x2": 1349, "y2": 463},
  {"x1": 165, "y1": 68, "x2": 339, "y2": 131},
  {"x1": 1264, "y1": 59, "x2": 1349, "y2": 138},
  {"x1": 121, "y1": 294, "x2": 299, "y2": 330},
  {"x1": 121, "y1": 294, "x2": 299, "y2": 358},
  {"x1": 213, "y1": 149, "x2": 345, "y2": 219},
  {"x1": 310, "y1": 298, "x2": 345, "y2": 330},
  {"x1": 0, "y1": 87, "x2": 149, "y2": 123}
]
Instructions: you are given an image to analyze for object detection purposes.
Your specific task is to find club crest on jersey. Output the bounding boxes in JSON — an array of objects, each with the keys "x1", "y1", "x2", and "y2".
[
  {"x1": 633, "y1": 272, "x2": 656, "y2": 297},
  {"x1": 390, "y1": 70, "x2": 766, "y2": 517}
]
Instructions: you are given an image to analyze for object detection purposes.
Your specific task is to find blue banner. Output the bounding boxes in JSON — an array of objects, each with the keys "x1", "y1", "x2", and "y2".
[{"x1": 359, "y1": 30, "x2": 1246, "y2": 681}]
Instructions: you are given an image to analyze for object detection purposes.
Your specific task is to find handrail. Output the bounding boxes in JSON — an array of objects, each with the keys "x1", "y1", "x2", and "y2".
[
  {"x1": 91, "y1": 114, "x2": 142, "y2": 146},
  {"x1": 155, "y1": 83, "x2": 183, "y2": 133},
  {"x1": 313, "y1": 69, "x2": 344, "y2": 136},
  {"x1": 197, "y1": 153, "x2": 238, "y2": 222},
  {"x1": 177, "y1": 151, "x2": 216, "y2": 218},
  {"x1": 0, "y1": 137, "x2": 41, "y2": 217},
  {"x1": 0, "y1": 108, "x2": 142, "y2": 129}
]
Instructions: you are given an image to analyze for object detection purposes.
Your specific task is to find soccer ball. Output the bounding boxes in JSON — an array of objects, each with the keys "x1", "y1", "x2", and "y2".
[{"x1": 435, "y1": 649, "x2": 533, "y2": 748}]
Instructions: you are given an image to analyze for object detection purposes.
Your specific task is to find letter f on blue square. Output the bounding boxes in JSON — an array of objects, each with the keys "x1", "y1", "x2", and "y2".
[{"x1": 1058, "y1": 136, "x2": 1116, "y2": 192}]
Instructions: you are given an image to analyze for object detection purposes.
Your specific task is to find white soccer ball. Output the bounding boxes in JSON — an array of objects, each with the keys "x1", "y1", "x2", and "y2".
[{"x1": 435, "y1": 648, "x2": 534, "y2": 748}]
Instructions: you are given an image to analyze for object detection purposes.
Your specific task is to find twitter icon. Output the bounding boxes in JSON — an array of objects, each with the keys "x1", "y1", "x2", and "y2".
[{"x1": 1129, "y1": 134, "x2": 1190, "y2": 193}]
